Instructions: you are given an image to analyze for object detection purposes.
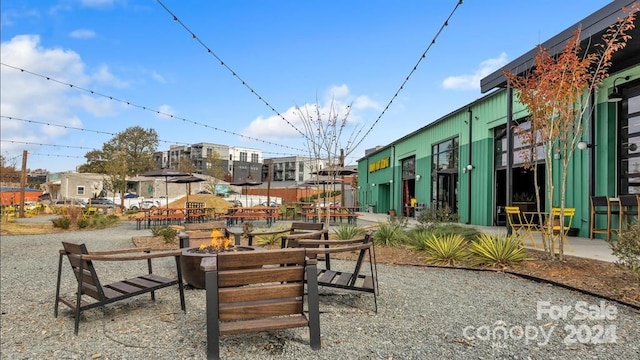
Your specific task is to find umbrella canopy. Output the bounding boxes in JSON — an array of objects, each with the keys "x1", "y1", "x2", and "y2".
[
  {"x1": 141, "y1": 168, "x2": 191, "y2": 209},
  {"x1": 310, "y1": 167, "x2": 357, "y2": 176},
  {"x1": 168, "y1": 175, "x2": 206, "y2": 203},
  {"x1": 230, "y1": 177, "x2": 262, "y2": 207}
]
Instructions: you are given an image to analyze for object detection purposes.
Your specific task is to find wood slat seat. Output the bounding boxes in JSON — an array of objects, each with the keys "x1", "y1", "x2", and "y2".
[
  {"x1": 290, "y1": 232, "x2": 379, "y2": 312},
  {"x1": 201, "y1": 248, "x2": 320, "y2": 360},
  {"x1": 55, "y1": 242, "x2": 186, "y2": 335}
]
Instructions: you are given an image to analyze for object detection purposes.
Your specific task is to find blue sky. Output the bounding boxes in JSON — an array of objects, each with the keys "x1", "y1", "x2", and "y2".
[{"x1": 1, "y1": 0, "x2": 612, "y2": 173}]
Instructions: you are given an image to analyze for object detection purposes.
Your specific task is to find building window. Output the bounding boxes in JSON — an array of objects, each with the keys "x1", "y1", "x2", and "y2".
[
  {"x1": 620, "y1": 84, "x2": 640, "y2": 194},
  {"x1": 431, "y1": 137, "x2": 459, "y2": 212},
  {"x1": 251, "y1": 153, "x2": 259, "y2": 163},
  {"x1": 77, "y1": 186, "x2": 85, "y2": 196},
  {"x1": 240, "y1": 152, "x2": 247, "y2": 162}
]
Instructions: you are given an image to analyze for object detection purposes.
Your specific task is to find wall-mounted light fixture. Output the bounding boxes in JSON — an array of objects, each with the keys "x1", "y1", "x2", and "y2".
[
  {"x1": 389, "y1": 179, "x2": 393, "y2": 184},
  {"x1": 553, "y1": 153, "x2": 561, "y2": 160},
  {"x1": 608, "y1": 76, "x2": 630, "y2": 102},
  {"x1": 415, "y1": 174, "x2": 421, "y2": 181},
  {"x1": 371, "y1": 183, "x2": 376, "y2": 187},
  {"x1": 577, "y1": 141, "x2": 593, "y2": 150},
  {"x1": 466, "y1": 164, "x2": 475, "y2": 171}
]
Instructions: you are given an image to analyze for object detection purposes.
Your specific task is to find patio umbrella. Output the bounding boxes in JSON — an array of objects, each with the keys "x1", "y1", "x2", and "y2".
[
  {"x1": 230, "y1": 177, "x2": 262, "y2": 207},
  {"x1": 141, "y1": 168, "x2": 191, "y2": 210},
  {"x1": 168, "y1": 175, "x2": 206, "y2": 203},
  {"x1": 310, "y1": 166, "x2": 358, "y2": 176}
]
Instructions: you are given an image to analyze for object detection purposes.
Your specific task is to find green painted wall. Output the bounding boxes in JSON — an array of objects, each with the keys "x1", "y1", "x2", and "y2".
[{"x1": 358, "y1": 64, "x2": 640, "y2": 238}]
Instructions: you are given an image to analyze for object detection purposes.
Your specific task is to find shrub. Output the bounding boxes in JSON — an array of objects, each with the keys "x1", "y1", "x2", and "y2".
[
  {"x1": 77, "y1": 218, "x2": 89, "y2": 228},
  {"x1": 151, "y1": 226, "x2": 178, "y2": 243},
  {"x1": 467, "y1": 233, "x2": 528, "y2": 267},
  {"x1": 332, "y1": 224, "x2": 365, "y2": 240},
  {"x1": 418, "y1": 233, "x2": 468, "y2": 266},
  {"x1": 51, "y1": 216, "x2": 71, "y2": 229},
  {"x1": 608, "y1": 222, "x2": 640, "y2": 272},
  {"x1": 417, "y1": 202, "x2": 458, "y2": 225},
  {"x1": 409, "y1": 224, "x2": 480, "y2": 246},
  {"x1": 254, "y1": 225, "x2": 287, "y2": 246},
  {"x1": 373, "y1": 220, "x2": 407, "y2": 246}
]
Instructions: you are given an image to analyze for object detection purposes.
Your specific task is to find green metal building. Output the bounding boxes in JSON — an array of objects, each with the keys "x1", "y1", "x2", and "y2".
[{"x1": 357, "y1": 0, "x2": 640, "y2": 238}]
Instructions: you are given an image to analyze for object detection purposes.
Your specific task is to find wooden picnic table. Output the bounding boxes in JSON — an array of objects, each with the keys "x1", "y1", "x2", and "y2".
[
  {"x1": 221, "y1": 206, "x2": 281, "y2": 227},
  {"x1": 302, "y1": 205, "x2": 360, "y2": 224},
  {"x1": 135, "y1": 207, "x2": 217, "y2": 229}
]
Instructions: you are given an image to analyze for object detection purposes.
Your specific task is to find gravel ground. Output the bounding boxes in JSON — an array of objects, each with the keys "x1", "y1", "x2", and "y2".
[{"x1": 1, "y1": 221, "x2": 639, "y2": 359}]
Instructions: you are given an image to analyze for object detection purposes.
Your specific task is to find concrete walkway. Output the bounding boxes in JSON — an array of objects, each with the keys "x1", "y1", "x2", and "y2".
[{"x1": 355, "y1": 212, "x2": 618, "y2": 263}]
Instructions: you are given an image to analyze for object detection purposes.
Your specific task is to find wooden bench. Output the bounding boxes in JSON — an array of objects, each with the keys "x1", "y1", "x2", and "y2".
[
  {"x1": 55, "y1": 242, "x2": 186, "y2": 334},
  {"x1": 290, "y1": 232, "x2": 378, "y2": 312},
  {"x1": 201, "y1": 248, "x2": 320, "y2": 359},
  {"x1": 247, "y1": 222, "x2": 325, "y2": 247}
]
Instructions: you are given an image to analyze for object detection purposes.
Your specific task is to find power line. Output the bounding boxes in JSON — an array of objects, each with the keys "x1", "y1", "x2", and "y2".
[
  {"x1": 154, "y1": 0, "x2": 309, "y2": 141},
  {"x1": 0, "y1": 63, "x2": 306, "y2": 152},
  {"x1": 0, "y1": 139, "x2": 95, "y2": 150},
  {"x1": 1, "y1": 115, "x2": 190, "y2": 147},
  {"x1": 351, "y1": 0, "x2": 464, "y2": 150}
]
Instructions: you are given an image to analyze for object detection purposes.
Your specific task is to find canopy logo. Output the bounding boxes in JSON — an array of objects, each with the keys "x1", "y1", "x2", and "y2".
[{"x1": 369, "y1": 157, "x2": 389, "y2": 173}]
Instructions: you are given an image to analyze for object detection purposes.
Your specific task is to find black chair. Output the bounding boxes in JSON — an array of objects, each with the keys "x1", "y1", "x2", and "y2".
[{"x1": 619, "y1": 194, "x2": 639, "y2": 230}]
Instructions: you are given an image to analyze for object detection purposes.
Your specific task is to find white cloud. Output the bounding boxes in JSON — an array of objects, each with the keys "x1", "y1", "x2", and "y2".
[
  {"x1": 156, "y1": 104, "x2": 175, "y2": 119},
  {"x1": 442, "y1": 52, "x2": 509, "y2": 90},
  {"x1": 80, "y1": 0, "x2": 115, "y2": 8},
  {"x1": 241, "y1": 84, "x2": 379, "y2": 142},
  {"x1": 69, "y1": 29, "x2": 96, "y2": 39},
  {"x1": 0, "y1": 35, "x2": 123, "y2": 154}
]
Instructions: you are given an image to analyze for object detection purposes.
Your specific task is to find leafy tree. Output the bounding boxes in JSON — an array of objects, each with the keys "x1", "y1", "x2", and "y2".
[
  {"x1": 0, "y1": 154, "x2": 20, "y2": 185},
  {"x1": 202, "y1": 150, "x2": 227, "y2": 194},
  {"x1": 504, "y1": 5, "x2": 637, "y2": 259},
  {"x1": 79, "y1": 126, "x2": 159, "y2": 206}
]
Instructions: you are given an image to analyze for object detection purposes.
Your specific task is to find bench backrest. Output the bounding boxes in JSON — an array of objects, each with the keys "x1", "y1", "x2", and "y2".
[
  {"x1": 61, "y1": 242, "x2": 104, "y2": 301},
  {"x1": 183, "y1": 221, "x2": 226, "y2": 232},
  {"x1": 201, "y1": 248, "x2": 320, "y2": 358}
]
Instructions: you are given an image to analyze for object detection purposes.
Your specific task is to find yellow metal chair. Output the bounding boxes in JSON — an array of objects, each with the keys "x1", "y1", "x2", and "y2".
[
  {"x1": 505, "y1": 206, "x2": 538, "y2": 247},
  {"x1": 549, "y1": 207, "x2": 575, "y2": 251}
]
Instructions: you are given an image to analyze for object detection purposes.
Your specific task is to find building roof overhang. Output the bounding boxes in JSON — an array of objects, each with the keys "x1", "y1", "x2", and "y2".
[{"x1": 480, "y1": 0, "x2": 640, "y2": 93}]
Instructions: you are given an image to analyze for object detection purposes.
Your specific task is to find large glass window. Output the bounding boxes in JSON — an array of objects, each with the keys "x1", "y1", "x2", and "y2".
[
  {"x1": 620, "y1": 84, "x2": 640, "y2": 194},
  {"x1": 431, "y1": 137, "x2": 459, "y2": 212}
]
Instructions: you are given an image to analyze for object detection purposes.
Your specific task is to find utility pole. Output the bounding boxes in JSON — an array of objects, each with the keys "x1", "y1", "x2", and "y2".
[
  {"x1": 266, "y1": 159, "x2": 272, "y2": 206},
  {"x1": 19, "y1": 150, "x2": 27, "y2": 218},
  {"x1": 340, "y1": 148, "x2": 345, "y2": 206}
]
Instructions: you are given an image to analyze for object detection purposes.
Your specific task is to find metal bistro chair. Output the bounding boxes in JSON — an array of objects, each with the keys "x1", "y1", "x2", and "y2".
[
  {"x1": 589, "y1": 196, "x2": 619, "y2": 241},
  {"x1": 619, "y1": 194, "x2": 639, "y2": 230},
  {"x1": 505, "y1": 206, "x2": 538, "y2": 247},
  {"x1": 549, "y1": 207, "x2": 575, "y2": 251}
]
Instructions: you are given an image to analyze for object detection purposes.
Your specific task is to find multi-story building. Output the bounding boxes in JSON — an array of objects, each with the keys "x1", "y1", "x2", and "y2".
[
  {"x1": 229, "y1": 146, "x2": 262, "y2": 183},
  {"x1": 261, "y1": 156, "x2": 329, "y2": 186},
  {"x1": 154, "y1": 143, "x2": 263, "y2": 182}
]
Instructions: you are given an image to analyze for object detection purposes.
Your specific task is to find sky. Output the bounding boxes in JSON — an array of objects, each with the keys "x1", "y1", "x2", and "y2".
[{"x1": 0, "y1": 0, "x2": 614, "y2": 173}]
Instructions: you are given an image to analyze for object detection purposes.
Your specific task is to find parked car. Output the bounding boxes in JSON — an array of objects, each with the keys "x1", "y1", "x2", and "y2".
[
  {"x1": 88, "y1": 198, "x2": 121, "y2": 210},
  {"x1": 259, "y1": 201, "x2": 279, "y2": 207},
  {"x1": 53, "y1": 199, "x2": 87, "y2": 208},
  {"x1": 129, "y1": 200, "x2": 162, "y2": 211}
]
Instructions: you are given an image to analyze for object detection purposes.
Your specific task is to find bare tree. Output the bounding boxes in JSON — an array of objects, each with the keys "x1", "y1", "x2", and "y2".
[{"x1": 296, "y1": 97, "x2": 364, "y2": 227}]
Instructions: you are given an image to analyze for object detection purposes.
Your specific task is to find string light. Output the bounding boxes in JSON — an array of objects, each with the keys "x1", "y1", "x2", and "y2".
[
  {"x1": 0, "y1": 63, "x2": 305, "y2": 152},
  {"x1": 155, "y1": 0, "x2": 309, "y2": 141},
  {"x1": 352, "y1": 0, "x2": 463, "y2": 150}
]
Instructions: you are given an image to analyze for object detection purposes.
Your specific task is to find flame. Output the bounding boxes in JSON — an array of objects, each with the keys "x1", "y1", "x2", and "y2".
[{"x1": 198, "y1": 228, "x2": 233, "y2": 252}]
